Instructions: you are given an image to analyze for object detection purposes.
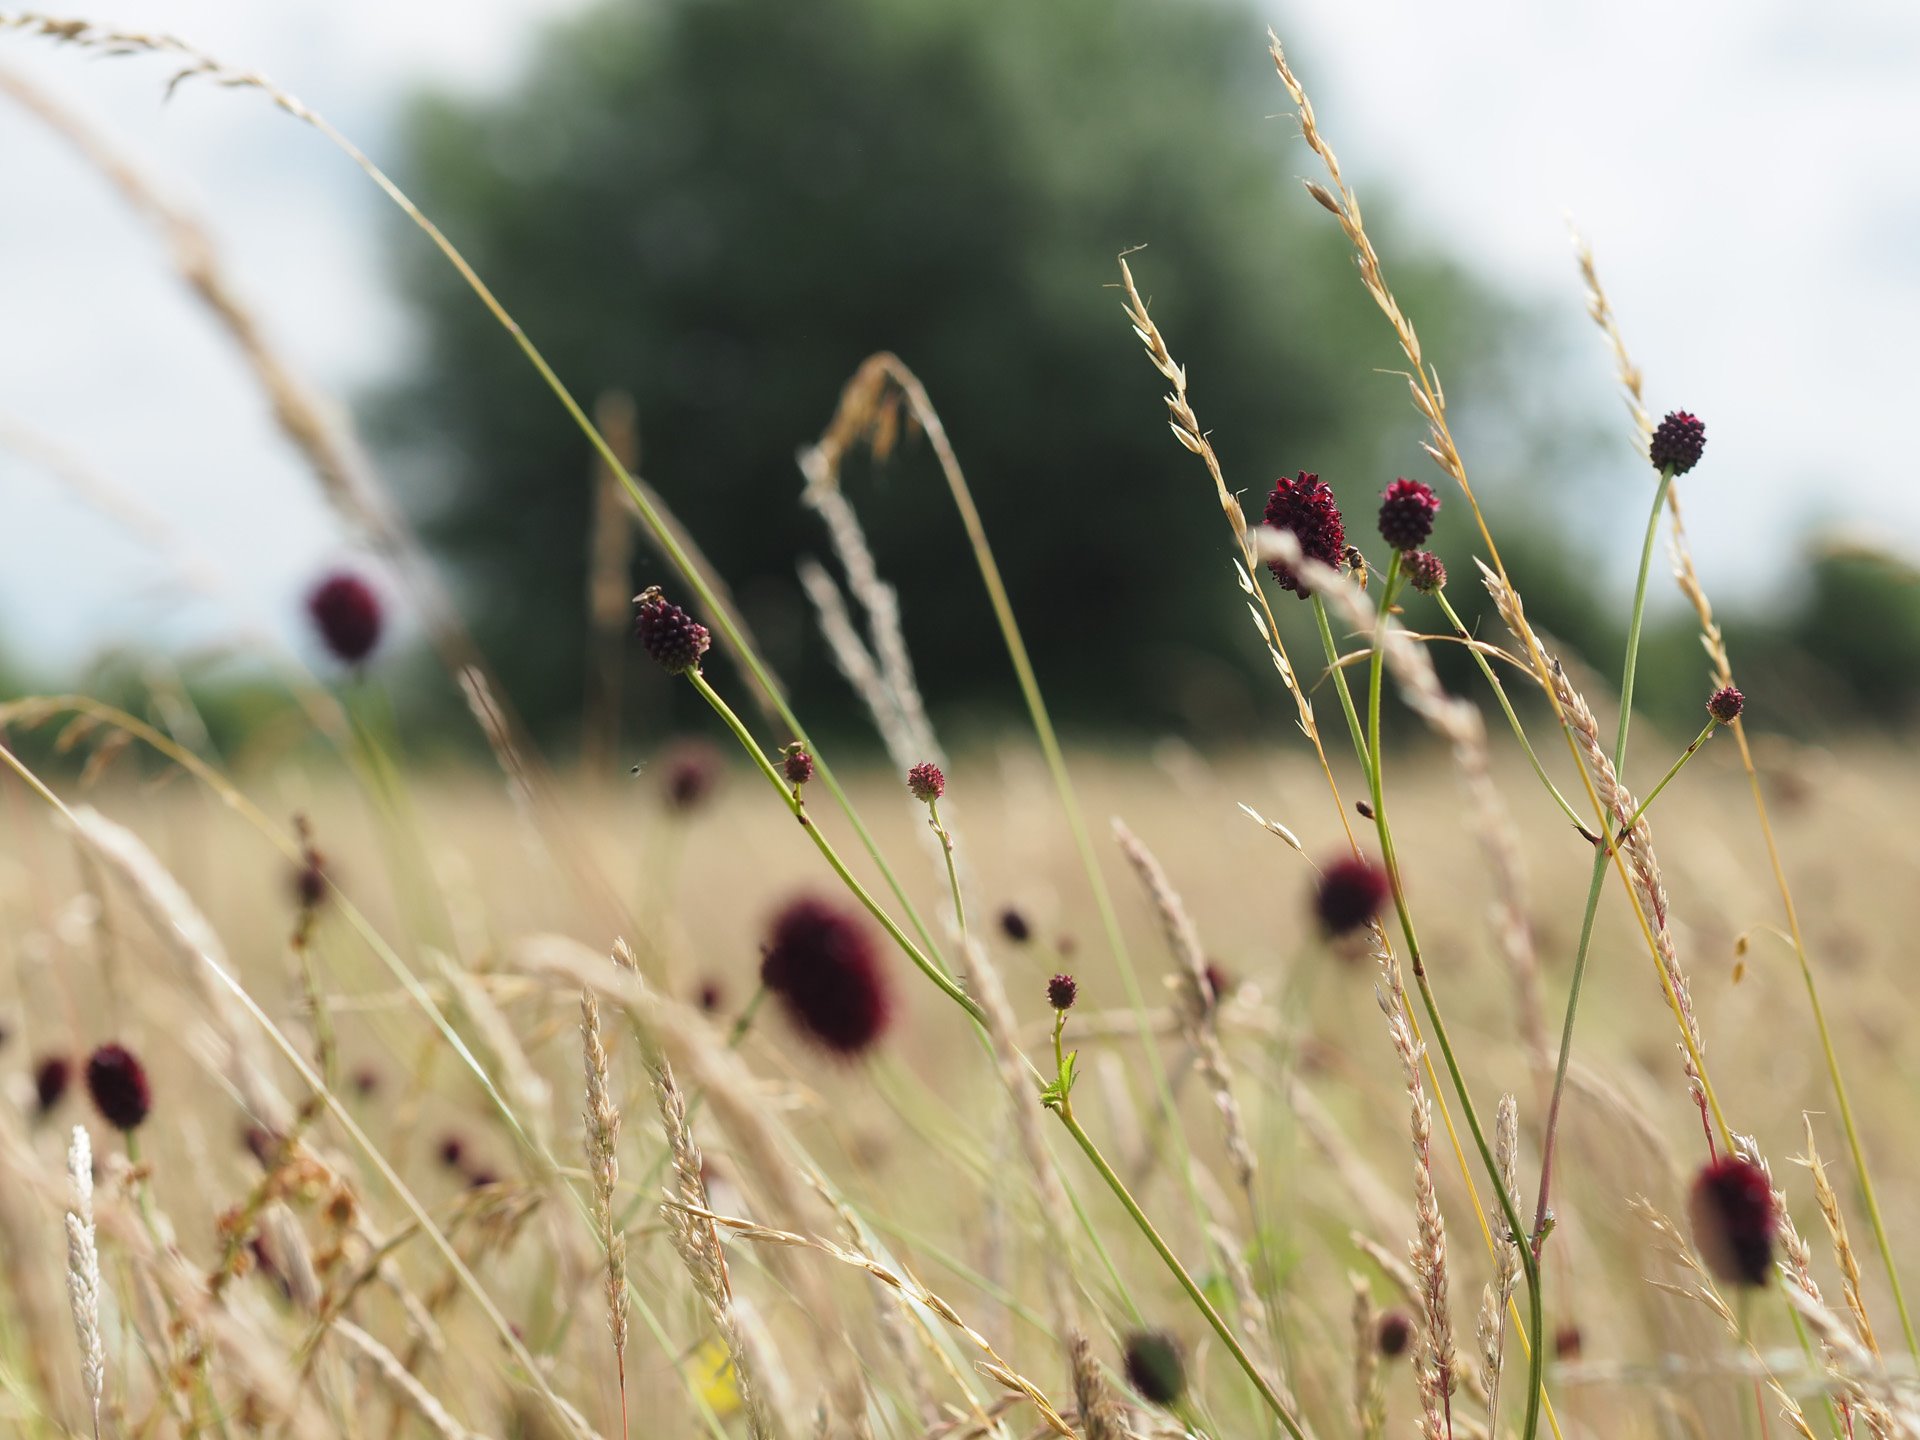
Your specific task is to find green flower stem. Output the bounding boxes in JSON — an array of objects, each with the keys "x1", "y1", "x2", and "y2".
[
  {"x1": 1532, "y1": 467, "x2": 1674, "y2": 1261},
  {"x1": 926, "y1": 796, "x2": 969, "y2": 956},
  {"x1": 688, "y1": 670, "x2": 984, "y2": 1026},
  {"x1": 1609, "y1": 721, "x2": 1717, "y2": 843},
  {"x1": 1052, "y1": 1099, "x2": 1309, "y2": 1440},
  {"x1": 1431, "y1": 589, "x2": 1591, "y2": 837},
  {"x1": 1316, "y1": 576, "x2": 1546, "y2": 1440}
]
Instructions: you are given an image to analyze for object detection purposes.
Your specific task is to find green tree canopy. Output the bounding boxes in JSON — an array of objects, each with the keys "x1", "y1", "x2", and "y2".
[{"x1": 382, "y1": 0, "x2": 1513, "y2": 747}]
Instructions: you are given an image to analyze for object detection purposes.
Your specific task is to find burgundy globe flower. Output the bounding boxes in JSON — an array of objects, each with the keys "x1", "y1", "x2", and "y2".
[
  {"x1": 760, "y1": 897, "x2": 893, "y2": 1056},
  {"x1": 695, "y1": 979, "x2": 726, "y2": 1014},
  {"x1": 306, "y1": 571, "x2": 383, "y2": 665},
  {"x1": 1377, "y1": 478, "x2": 1441, "y2": 552},
  {"x1": 1201, "y1": 962, "x2": 1233, "y2": 1007},
  {"x1": 1047, "y1": 973, "x2": 1078, "y2": 1011},
  {"x1": 1707, "y1": 685, "x2": 1745, "y2": 726},
  {"x1": 1259, "y1": 474, "x2": 1351, "y2": 599},
  {"x1": 1314, "y1": 855, "x2": 1391, "y2": 937},
  {"x1": 1403, "y1": 549, "x2": 1448, "y2": 595},
  {"x1": 782, "y1": 744, "x2": 815, "y2": 788},
  {"x1": 633, "y1": 586, "x2": 711, "y2": 675},
  {"x1": 1122, "y1": 1330, "x2": 1185, "y2": 1406},
  {"x1": 1649, "y1": 411, "x2": 1707, "y2": 475},
  {"x1": 84, "y1": 1042, "x2": 151, "y2": 1132},
  {"x1": 661, "y1": 740, "x2": 725, "y2": 813},
  {"x1": 33, "y1": 1054, "x2": 71, "y2": 1114},
  {"x1": 1263, "y1": 472, "x2": 1346, "y2": 598},
  {"x1": 1553, "y1": 1323, "x2": 1583, "y2": 1360},
  {"x1": 1377, "y1": 1310, "x2": 1413, "y2": 1359},
  {"x1": 998, "y1": 906, "x2": 1032, "y2": 944},
  {"x1": 906, "y1": 762, "x2": 945, "y2": 803},
  {"x1": 1688, "y1": 1155, "x2": 1776, "y2": 1288}
]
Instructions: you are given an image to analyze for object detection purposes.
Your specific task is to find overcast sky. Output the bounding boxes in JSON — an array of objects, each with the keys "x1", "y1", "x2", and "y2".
[{"x1": 3, "y1": 0, "x2": 1917, "y2": 680}]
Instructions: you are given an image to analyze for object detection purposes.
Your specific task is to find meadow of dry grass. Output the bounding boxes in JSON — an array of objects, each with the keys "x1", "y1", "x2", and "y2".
[{"x1": 2, "y1": 11, "x2": 1917, "y2": 1440}]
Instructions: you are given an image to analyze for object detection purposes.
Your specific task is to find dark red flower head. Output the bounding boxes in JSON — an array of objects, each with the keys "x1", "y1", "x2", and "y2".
[
  {"x1": 307, "y1": 571, "x2": 383, "y2": 665},
  {"x1": 760, "y1": 897, "x2": 893, "y2": 1056},
  {"x1": 1377, "y1": 1309, "x2": 1414, "y2": 1359},
  {"x1": 998, "y1": 907, "x2": 1031, "y2": 944},
  {"x1": 33, "y1": 1054, "x2": 70, "y2": 1114},
  {"x1": 1403, "y1": 549, "x2": 1448, "y2": 594},
  {"x1": 696, "y1": 979, "x2": 726, "y2": 1014},
  {"x1": 85, "y1": 1042, "x2": 151, "y2": 1132},
  {"x1": 1707, "y1": 685, "x2": 1744, "y2": 726},
  {"x1": 1314, "y1": 855, "x2": 1391, "y2": 937},
  {"x1": 1553, "y1": 1323, "x2": 1583, "y2": 1360},
  {"x1": 907, "y1": 762, "x2": 945, "y2": 803},
  {"x1": 1202, "y1": 962, "x2": 1233, "y2": 1007},
  {"x1": 1649, "y1": 411, "x2": 1707, "y2": 475},
  {"x1": 350, "y1": 1065, "x2": 381, "y2": 1099},
  {"x1": 1688, "y1": 1155, "x2": 1776, "y2": 1288},
  {"x1": 661, "y1": 740, "x2": 724, "y2": 812},
  {"x1": 1378, "y1": 478, "x2": 1441, "y2": 552},
  {"x1": 1122, "y1": 1330, "x2": 1185, "y2": 1406},
  {"x1": 634, "y1": 586, "x2": 711, "y2": 675},
  {"x1": 437, "y1": 1134, "x2": 467, "y2": 1171},
  {"x1": 782, "y1": 745, "x2": 815, "y2": 788},
  {"x1": 1263, "y1": 472, "x2": 1346, "y2": 598},
  {"x1": 1047, "y1": 973, "x2": 1077, "y2": 1011}
]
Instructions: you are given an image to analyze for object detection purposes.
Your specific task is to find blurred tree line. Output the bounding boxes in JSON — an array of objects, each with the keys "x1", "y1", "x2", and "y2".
[{"x1": 329, "y1": 0, "x2": 1919, "y2": 760}]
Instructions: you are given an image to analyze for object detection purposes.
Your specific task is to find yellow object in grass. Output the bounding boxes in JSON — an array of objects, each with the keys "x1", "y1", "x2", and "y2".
[{"x1": 693, "y1": 1336, "x2": 743, "y2": 1419}]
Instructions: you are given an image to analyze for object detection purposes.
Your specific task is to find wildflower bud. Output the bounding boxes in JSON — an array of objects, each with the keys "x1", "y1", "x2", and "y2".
[
  {"x1": 84, "y1": 1042, "x2": 151, "y2": 1132},
  {"x1": 1553, "y1": 1323, "x2": 1583, "y2": 1360},
  {"x1": 1688, "y1": 1155, "x2": 1776, "y2": 1288},
  {"x1": 1377, "y1": 478, "x2": 1440, "y2": 551},
  {"x1": 1403, "y1": 549, "x2": 1448, "y2": 594},
  {"x1": 1122, "y1": 1331, "x2": 1185, "y2": 1406},
  {"x1": 1202, "y1": 962, "x2": 1233, "y2": 1007},
  {"x1": 696, "y1": 980, "x2": 726, "y2": 1014},
  {"x1": 760, "y1": 897, "x2": 893, "y2": 1056},
  {"x1": 906, "y1": 762, "x2": 945, "y2": 803},
  {"x1": 437, "y1": 1135, "x2": 467, "y2": 1171},
  {"x1": 1649, "y1": 411, "x2": 1706, "y2": 475},
  {"x1": 350, "y1": 1065, "x2": 381, "y2": 1099},
  {"x1": 633, "y1": 586, "x2": 711, "y2": 675},
  {"x1": 1313, "y1": 855, "x2": 1391, "y2": 937},
  {"x1": 1263, "y1": 472, "x2": 1346, "y2": 599},
  {"x1": 782, "y1": 744, "x2": 815, "y2": 787},
  {"x1": 33, "y1": 1054, "x2": 71, "y2": 1114},
  {"x1": 998, "y1": 906, "x2": 1031, "y2": 944},
  {"x1": 1047, "y1": 973, "x2": 1078, "y2": 1011},
  {"x1": 1377, "y1": 1310, "x2": 1414, "y2": 1359},
  {"x1": 307, "y1": 571, "x2": 384, "y2": 665},
  {"x1": 1707, "y1": 685, "x2": 1744, "y2": 725}
]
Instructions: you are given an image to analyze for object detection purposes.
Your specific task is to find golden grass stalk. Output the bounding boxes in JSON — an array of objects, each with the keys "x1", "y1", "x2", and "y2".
[
  {"x1": 1109, "y1": 819, "x2": 1257, "y2": 1198},
  {"x1": 1481, "y1": 1096, "x2": 1521, "y2": 1427},
  {"x1": 580, "y1": 990, "x2": 629, "y2": 1435},
  {"x1": 333, "y1": 1321, "x2": 488, "y2": 1440},
  {"x1": 665, "y1": 1197, "x2": 1075, "y2": 1440},
  {"x1": 1800, "y1": 1120, "x2": 1878, "y2": 1356},
  {"x1": 1350, "y1": 1275, "x2": 1385, "y2": 1440},
  {"x1": 1378, "y1": 961, "x2": 1456, "y2": 1440},
  {"x1": 64, "y1": 1124, "x2": 104, "y2": 1440},
  {"x1": 651, "y1": 1059, "x2": 774, "y2": 1440},
  {"x1": 1115, "y1": 256, "x2": 1356, "y2": 851}
]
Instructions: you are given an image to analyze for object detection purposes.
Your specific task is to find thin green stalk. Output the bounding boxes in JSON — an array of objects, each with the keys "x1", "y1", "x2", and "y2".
[
  {"x1": 926, "y1": 796, "x2": 968, "y2": 956},
  {"x1": 1053, "y1": 1105, "x2": 1308, "y2": 1440},
  {"x1": 687, "y1": 671, "x2": 984, "y2": 1027},
  {"x1": 1341, "y1": 565, "x2": 1547, "y2": 1440},
  {"x1": 1532, "y1": 468, "x2": 1674, "y2": 1258},
  {"x1": 1430, "y1": 589, "x2": 1590, "y2": 836},
  {"x1": 1610, "y1": 721, "x2": 1716, "y2": 842}
]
